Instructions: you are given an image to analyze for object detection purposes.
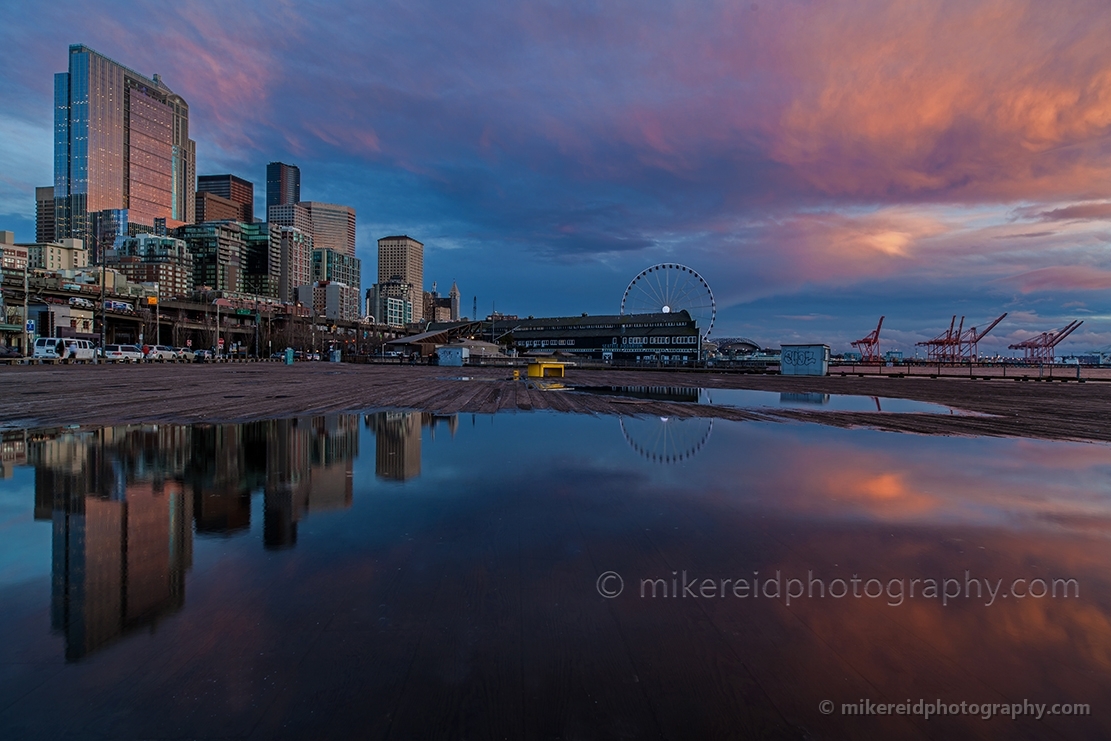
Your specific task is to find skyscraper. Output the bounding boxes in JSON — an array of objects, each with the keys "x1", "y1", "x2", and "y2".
[
  {"x1": 377, "y1": 235, "x2": 424, "y2": 322},
  {"x1": 53, "y1": 44, "x2": 195, "y2": 259},
  {"x1": 300, "y1": 202, "x2": 356, "y2": 257},
  {"x1": 267, "y1": 203, "x2": 313, "y2": 234},
  {"x1": 197, "y1": 174, "x2": 254, "y2": 222},
  {"x1": 36, "y1": 186, "x2": 55, "y2": 243},
  {"x1": 194, "y1": 191, "x2": 242, "y2": 223},
  {"x1": 278, "y1": 227, "x2": 312, "y2": 303},
  {"x1": 266, "y1": 162, "x2": 300, "y2": 209}
]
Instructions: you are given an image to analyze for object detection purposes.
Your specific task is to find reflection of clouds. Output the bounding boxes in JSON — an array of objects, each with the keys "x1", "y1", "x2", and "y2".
[{"x1": 698, "y1": 427, "x2": 1111, "y2": 535}]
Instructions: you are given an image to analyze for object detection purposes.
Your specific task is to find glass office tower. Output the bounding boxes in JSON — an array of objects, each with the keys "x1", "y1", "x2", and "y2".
[
  {"x1": 266, "y1": 162, "x2": 300, "y2": 209},
  {"x1": 54, "y1": 45, "x2": 195, "y2": 260}
]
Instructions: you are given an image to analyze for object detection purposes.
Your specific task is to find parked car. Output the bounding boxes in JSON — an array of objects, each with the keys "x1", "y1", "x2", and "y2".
[
  {"x1": 194, "y1": 349, "x2": 214, "y2": 361},
  {"x1": 144, "y1": 344, "x2": 178, "y2": 361},
  {"x1": 103, "y1": 344, "x2": 143, "y2": 362},
  {"x1": 0, "y1": 345, "x2": 22, "y2": 359},
  {"x1": 175, "y1": 347, "x2": 195, "y2": 362}
]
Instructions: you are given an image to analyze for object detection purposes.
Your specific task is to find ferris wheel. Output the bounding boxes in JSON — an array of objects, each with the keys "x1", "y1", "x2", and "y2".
[
  {"x1": 620, "y1": 263, "x2": 716, "y2": 339},
  {"x1": 619, "y1": 415, "x2": 714, "y2": 464}
]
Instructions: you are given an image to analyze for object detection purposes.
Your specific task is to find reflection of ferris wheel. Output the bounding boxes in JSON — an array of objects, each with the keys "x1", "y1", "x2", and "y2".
[
  {"x1": 620, "y1": 263, "x2": 716, "y2": 339},
  {"x1": 619, "y1": 416, "x2": 714, "y2": 464}
]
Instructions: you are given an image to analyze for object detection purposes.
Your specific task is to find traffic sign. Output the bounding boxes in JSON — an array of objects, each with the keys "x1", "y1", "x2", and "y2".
[
  {"x1": 186, "y1": 339, "x2": 192, "y2": 347},
  {"x1": 25, "y1": 320, "x2": 35, "y2": 333},
  {"x1": 218, "y1": 338, "x2": 225, "y2": 346}
]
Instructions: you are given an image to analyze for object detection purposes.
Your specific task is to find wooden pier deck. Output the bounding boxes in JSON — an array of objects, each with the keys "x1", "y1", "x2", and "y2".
[{"x1": 1, "y1": 363, "x2": 1109, "y2": 443}]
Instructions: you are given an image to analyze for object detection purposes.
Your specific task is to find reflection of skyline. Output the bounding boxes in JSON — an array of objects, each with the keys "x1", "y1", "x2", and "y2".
[
  {"x1": 3, "y1": 414, "x2": 1111, "y2": 737},
  {"x1": 1, "y1": 429, "x2": 28, "y2": 480},
  {"x1": 365, "y1": 411, "x2": 458, "y2": 481},
  {"x1": 27, "y1": 416, "x2": 361, "y2": 660}
]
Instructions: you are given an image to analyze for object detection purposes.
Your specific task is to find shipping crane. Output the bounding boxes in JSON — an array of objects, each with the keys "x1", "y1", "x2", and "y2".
[
  {"x1": 956, "y1": 313, "x2": 1007, "y2": 361},
  {"x1": 851, "y1": 316, "x2": 884, "y2": 363},
  {"x1": 917, "y1": 316, "x2": 963, "y2": 362},
  {"x1": 1008, "y1": 320, "x2": 1083, "y2": 363}
]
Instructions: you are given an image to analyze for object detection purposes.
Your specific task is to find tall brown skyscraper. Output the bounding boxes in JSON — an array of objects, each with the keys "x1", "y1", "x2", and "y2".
[
  {"x1": 197, "y1": 174, "x2": 254, "y2": 222},
  {"x1": 377, "y1": 235, "x2": 424, "y2": 322}
]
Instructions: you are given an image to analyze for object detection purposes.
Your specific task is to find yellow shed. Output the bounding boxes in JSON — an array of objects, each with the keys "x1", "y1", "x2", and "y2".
[{"x1": 527, "y1": 360, "x2": 566, "y2": 378}]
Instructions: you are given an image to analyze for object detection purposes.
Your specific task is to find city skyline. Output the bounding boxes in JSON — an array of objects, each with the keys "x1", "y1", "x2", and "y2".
[{"x1": 1, "y1": 3, "x2": 1110, "y2": 352}]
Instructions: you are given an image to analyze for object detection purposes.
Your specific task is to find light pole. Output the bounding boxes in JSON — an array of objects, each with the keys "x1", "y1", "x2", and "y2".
[
  {"x1": 99, "y1": 251, "x2": 106, "y2": 360},
  {"x1": 23, "y1": 256, "x2": 29, "y2": 355},
  {"x1": 254, "y1": 291, "x2": 260, "y2": 359},
  {"x1": 154, "y1": 281, "x2": 160, "y2": 346}
]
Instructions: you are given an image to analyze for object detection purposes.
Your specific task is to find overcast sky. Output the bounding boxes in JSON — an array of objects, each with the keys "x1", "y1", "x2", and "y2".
[{"x1": 2, "y1": 0, "x2": 1109, "y2": 353}]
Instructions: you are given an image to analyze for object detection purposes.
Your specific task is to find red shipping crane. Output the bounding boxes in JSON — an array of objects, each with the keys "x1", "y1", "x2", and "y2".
[
  {"x1": 957, "y1": 313, "x2": 1007, "y2": 361},
  {"x1": 1008, "y1": 320, "x2": 1083, "y2": 363},
  {"x1": 851, "y1": 316, "x2": 884, "y2": 363}
]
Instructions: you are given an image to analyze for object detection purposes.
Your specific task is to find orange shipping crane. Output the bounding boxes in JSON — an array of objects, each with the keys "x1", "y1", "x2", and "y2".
[
  {"x1": 851, "y1": 316, "x2": 884, "y2": 363},
  {"x1": 1008, "y1": 320, "x2": 1083, "y2": 363},
  {"x1": 917, "y1": 316, "x2": 963, "y2": 362},
  {"x1": 956, "y1": 313, "x2": 1007, "y2": 360}
]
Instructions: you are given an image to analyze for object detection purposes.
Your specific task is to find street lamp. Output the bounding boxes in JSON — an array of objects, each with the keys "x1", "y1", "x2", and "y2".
[{"x1": 154, "y1": 281, "x2": 160, "y2": 346}]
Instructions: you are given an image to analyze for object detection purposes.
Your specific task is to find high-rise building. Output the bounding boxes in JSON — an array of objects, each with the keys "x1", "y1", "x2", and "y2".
[
  {"x1": 296, "y1": 281, "x2": 360, "y2": 321},
  {"x1": 267, "y1": 203, "x2": 313, "y2": 234},
  {"x1": 194, "y1": 191, "x2": 241, "y2": 223},
  {"x1": 366, "y1": 280, "x2": 414, "y2": 327},
  {"x1": 241, "y1": 222, "x2": 281, "y2": 298},
  {"x1": 110, "y1": 233, "x2": 195, "y2": 299},
  {"x1": 53, "y1": 45, "x2": 195, "y2": 259},
  {"x1": 300, "y1": 202, "x2": 356, "y2": 258},
  {"x1": 278, "y1": 227, "x2": 312, "y2": 303},
  {"x1": 266, "y1": 162, "x2": 300, "y2": 209},
  {"x1": 36, "y1": 186, "x2": 55, "y2": 243},
  {"x1": 197, "y1": 174, "x2": 253, "y2": 222},
  {"x1": 377, "y1": 235, "x2": 424, "y2": 322},
  {"x1": 312, "y1": 248, "x2": 361, "y2": 291},
  {"x1": 176, "y1": 222, "x2": 245, "y2": 293}
]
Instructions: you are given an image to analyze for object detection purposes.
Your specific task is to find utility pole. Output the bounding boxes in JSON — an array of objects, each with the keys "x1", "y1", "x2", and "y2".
[
  {"x1": 99, "y1": 251, "x2": 106, "y2": 360},
  {"x1": 23, "y1": 258, "x2": 29, "y2": 355},
  {"x1": 154, "y1": 282, "x2": 160, "y2": 346}
]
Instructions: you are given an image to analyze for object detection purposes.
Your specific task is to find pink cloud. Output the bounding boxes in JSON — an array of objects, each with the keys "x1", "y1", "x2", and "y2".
[{"x1": 999, "y1": 266, "x2": 1111, "y2": 293}]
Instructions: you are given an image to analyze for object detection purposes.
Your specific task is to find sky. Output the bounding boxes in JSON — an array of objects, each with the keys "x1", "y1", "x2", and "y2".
[{"x1": 1, "y1": 0, "x2": 1110, "y2": 354}]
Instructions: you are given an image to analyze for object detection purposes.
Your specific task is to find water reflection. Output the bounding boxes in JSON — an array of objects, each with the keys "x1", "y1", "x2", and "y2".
[
  {"x1": 2, "y1": 414, "x2": 1110, "y2": 739},
  {"x1": 366, "y1": 412, "x2": 457, "y2": 481},
  {"x1": 619, "y1": 416, "x2": 713, "y2": 463},
  {"x1": 18, "y1": 416, "x2": 364, "y2": 658},
  {"x1": 579, "y1": 384, "x2": 975, "y2": 414}
]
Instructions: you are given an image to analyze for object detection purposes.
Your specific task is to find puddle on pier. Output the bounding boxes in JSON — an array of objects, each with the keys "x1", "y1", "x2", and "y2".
[{"x1": 0, "y1": 410, "x2": 1105, "y2": 738}]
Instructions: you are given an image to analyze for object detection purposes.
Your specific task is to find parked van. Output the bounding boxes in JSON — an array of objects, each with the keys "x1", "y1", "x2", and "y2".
[
  {"x1": 61, "y1": 339, "x2": 97, "y2": 362},
  {"x1": 32, "y1": 337, "x2": 66, "y2": 359}
]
